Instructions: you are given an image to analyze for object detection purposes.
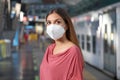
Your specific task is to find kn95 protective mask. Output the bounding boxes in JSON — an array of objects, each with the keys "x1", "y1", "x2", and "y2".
[{"x1": 46, "y1": 24, "x2": 65, "y2": 40}]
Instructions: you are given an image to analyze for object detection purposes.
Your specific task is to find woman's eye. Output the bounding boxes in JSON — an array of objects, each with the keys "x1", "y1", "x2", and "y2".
[
  {"x1": 46, "y1": 21, "x2": 51, "y2": 25},
  {"x1": 56, "y1": 21, "x2": 61, "y2": 24}
]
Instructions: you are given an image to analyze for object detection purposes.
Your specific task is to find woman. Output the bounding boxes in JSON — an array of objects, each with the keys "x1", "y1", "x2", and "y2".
[{"x1": 40, "y1": 7, "x2": 84, "y2": 80}]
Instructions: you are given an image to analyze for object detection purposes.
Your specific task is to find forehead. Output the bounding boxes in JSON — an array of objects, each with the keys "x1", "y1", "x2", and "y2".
[{"x1": 46, "y1": 12, "x2": 63, "y2": 21}]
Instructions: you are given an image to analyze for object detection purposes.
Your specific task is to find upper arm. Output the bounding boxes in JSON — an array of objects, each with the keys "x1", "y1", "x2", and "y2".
[{"x1": 68, "y1": 47, "x2": 84, "y2": 80}]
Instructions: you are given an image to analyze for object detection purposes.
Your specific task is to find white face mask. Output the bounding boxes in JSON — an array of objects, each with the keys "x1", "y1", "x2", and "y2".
[{"x1": 46, "y1": 24, "x2": 65, "y2": 40}]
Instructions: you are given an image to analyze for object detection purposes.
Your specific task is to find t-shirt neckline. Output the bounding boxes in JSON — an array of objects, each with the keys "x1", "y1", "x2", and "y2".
[{"x1": 50, "y1": 44, "x2": 76, "y2": 57}]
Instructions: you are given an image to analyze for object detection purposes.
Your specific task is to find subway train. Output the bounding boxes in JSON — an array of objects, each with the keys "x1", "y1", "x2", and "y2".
[{"x1": 72, "y1": 2, "x2": 120, "y2": 80}]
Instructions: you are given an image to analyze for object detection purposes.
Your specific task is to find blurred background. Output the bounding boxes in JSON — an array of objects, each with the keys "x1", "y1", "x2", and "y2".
[{"x1": 0, "y1": 0, "x2": 120, "y2": 80}]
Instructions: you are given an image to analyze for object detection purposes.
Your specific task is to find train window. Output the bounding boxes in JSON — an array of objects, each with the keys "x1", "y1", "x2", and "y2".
[
  {"x1": 92, "y1": 36, "x2": 96, "y2": 53},
  {"x1": 77, "y1": 22, "x2": 85, "y2": 27},
  {"x1": 104, "y1": 38, "x2": 108, "y2": 53},
  {"x1": 81, "y1": 35, "x2": 85, "y2": 50},
  {"x1": 91, "y1": 20, "x2": 99, "y2": 31},
  {"x1": 105, "y1": 24, "x2": 107, "y2": 33},
  {"x1": 110, "y1": 23, "x2": 115, "y2": 54},
  {"x1": 110, "y1": 40, "x2": 115, "y2": 55},
  {"x1": 87, "y1": 35, "x2": 91, "y2": 52},
  {"x1": 111, "y1": 23, "x2": 115, "y2": 33},
  {"x1": 77, "y1": 35, "x2": 80, "y2": 43},
  {"x1": 77, "y1": 35, "x2": 80, "y2": 40}
]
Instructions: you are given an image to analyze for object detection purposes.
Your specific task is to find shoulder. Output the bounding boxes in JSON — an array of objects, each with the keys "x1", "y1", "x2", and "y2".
[
  {"x1": 70, "y1": 45, "x2": 81, "y2": 53},
  {"x1": 69, "y1": 45, "x2": 83, "y2": 61},
  {"x1": 70, "y1": 45, "x2": 84, "y2": 62},
  {"x1": 67, "y1": 45, "x2": 81, "y2": 56},
  {"x1": 67, "y1": 42, "x2": 82, "y2": 55}
]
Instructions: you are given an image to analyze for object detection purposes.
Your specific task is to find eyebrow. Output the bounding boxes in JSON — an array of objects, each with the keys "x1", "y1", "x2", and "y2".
[{"x1": 47, "y1": 18, "x2": 63, "y2": 22}]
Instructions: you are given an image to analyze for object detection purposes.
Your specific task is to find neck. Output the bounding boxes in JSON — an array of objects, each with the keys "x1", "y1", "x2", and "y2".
[{"x1": 55, "y1": 38, "x2": 69, "y2": 46}]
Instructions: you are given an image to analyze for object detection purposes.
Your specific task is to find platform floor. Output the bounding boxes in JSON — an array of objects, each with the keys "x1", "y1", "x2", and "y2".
[{"x1": 0, "y1": 40, "x2": 114, "y2": 80}]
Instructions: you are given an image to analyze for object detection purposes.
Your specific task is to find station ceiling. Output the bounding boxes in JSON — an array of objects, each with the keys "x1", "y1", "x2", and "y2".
[
  {"x1": 62, "y1": 0, "x2": 120, "y2": 16},
  {"x1": 19, "y1": 0, "x2": 120, "y2": 17},
  {"x1": 40, "y1": 0, "x2": 120, "y2": 16}
]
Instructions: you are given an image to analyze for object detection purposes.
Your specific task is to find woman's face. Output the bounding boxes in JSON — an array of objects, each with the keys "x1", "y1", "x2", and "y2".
[{"x1": 46, "y1": 12, "x2": 67, "y2": 30}]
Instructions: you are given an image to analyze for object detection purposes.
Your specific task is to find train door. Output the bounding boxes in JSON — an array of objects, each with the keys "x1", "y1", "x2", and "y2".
[{"x1": 103, "y1": 10, "x2": 116, "y2": 74}]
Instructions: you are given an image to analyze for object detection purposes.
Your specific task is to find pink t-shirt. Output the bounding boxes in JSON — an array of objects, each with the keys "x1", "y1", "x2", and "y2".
[{"x1": 40, "y1": 43, "x2": 84, "y2": 80}]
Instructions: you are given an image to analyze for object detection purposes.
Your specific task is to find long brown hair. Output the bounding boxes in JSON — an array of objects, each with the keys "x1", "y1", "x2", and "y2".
[{"x1": 46, "y1": 8, "x2": 79, "y2": 47}]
